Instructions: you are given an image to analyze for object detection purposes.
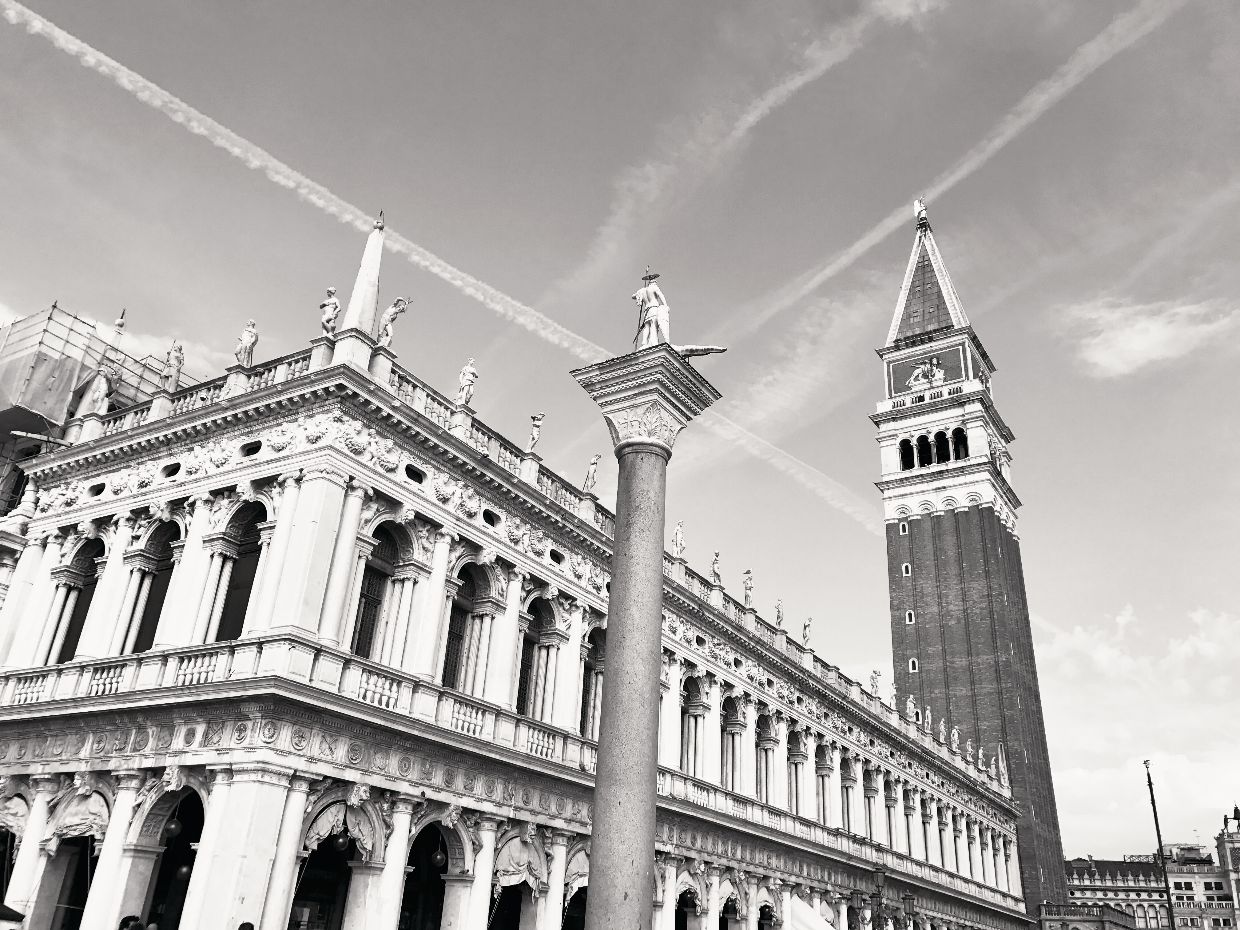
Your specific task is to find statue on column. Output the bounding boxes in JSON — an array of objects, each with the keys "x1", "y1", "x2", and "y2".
[
  {"x1": 234, "y1": 319, "x2": 259, "y2": 367},
  {"x1": 631, "y1": 268, "x2": 726, "y2": 359},
  {"x1": 160, "y1": 340, "x2": 184, "y2": 393},
  {"x1": 582, "y1": 453, "x2": 601, "y2": 493},
  {"x1": 319, "y1": 287, "x2": 341, "y2": 335},
  {"x1": 526, "y1": 413, "x2": 545, "y2": 454},
  {"x1": 671, "y1": 521, "x2": 685, "y2": 559},
  {"x1": 83, "y1": 361, "x2": 121, "y2": 416},
  {"x1": 456, "y1": 357, "x2": 479, "y2": 406},
  {"x1": 742, "y1": 569, "x2": 754, "y2": 608},
  {"x1": 376, "y1": 298, "x2": 409, "y2": 348}
]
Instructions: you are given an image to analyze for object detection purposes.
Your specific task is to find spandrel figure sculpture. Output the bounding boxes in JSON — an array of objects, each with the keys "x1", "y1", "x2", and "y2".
[
  {"x1": 582, "y1": 454, "x2": 601, "y2": 493},
  {"x1": 456, "y1": 358, "x2": 479, "y2": 406},
  {"x1": 320, "y1": 287, "x2": 341, "y2": 336},
  {"x1": 631, "y1": 268, "x2": 726, "y2": 359},
  {"x1": 235, "y1": 319, "x2": 259, "y2": 368},
  {"x1": 161, "y1": 340, "x2": 184, "y2": 393},
  {"x1": 376, "y1": 298, "x2": 408, "y2": 349}
]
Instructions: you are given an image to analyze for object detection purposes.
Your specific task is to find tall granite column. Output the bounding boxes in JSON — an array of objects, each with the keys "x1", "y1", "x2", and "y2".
[{"x1": 572, "y1": 343, "x2": 720, "y2": 930}]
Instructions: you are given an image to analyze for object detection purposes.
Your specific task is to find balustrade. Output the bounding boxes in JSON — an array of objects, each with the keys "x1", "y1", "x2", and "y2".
[{"x1": 0, "y1": 631, "x2": 1021, "y2": 910}]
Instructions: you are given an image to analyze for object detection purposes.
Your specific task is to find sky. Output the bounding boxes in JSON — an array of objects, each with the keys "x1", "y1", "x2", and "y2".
[{"x1": 1, "y1": 0, "x2": 1237, "y2": 857}]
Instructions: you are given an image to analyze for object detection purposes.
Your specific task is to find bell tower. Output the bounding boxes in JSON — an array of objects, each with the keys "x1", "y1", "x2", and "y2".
[{"x1": 871, "y1": 201, "x2": 1068, "y2": 908}]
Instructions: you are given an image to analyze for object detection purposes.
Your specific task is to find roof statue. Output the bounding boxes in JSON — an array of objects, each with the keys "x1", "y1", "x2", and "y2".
[
  {"x1": 582, "y1": 454, "x2": 601, "y2": 494},
  {"x1": 320, "y1": 287, "x2": 341, "y2": 336},
  {"x1": 631, "y1": 268, "x2": 726, "y2": 359},
  {"x1": 938, "y1": 718, "x2": 947, "y2": 744},
  {"x1": 802, "y1": 616, "x2": 811, "y2": 646},
  {"x1": 670, "y1": 521, "x2": 685, "y2": 560},
  {"x1": 526, "y1": 413, "x2": 545, "y2": 454},
  {"x1": 914, "y1": 197, "x2": 929, "y2": 229},
  {"x1": 905, "y1": 694, "x2": 917, "y2": 721},
  {"x1": 234, "y1": 319, "x2": 259, "y2": 368},
  {"x1": 869, "y1": 669, "x2": 881, "y2": 695},
  {"x1": 709, "y1": 551, "x2": 721, "y2": 585},
  {"x1": 741, "y1": 569, "x2": 753, "y2": 608},
  {"x1": 160, "y1": 340, "x2": 184, "y2": 393},
  {"x1": 775, "y1": 598, "x2": 784, "y2": 628},
  {"x1": 376, "y1": 297, "x2": 409, "y2": 349},
  {"x1": 456, "y1": 358, "x2": 478, "y2": 406},
  {"x1": 951, "y1": 726, "x2": 960, "y2": 752},
  {"x1": 83, "y1": 361, "x2": 121, "y2": 416}
]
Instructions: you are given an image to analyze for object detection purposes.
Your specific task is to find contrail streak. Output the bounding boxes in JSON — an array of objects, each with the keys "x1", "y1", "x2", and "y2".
[
  {"x1": 0, "y1": 0, "x2": 607, "y2": 364},
  {"x1": 0, "y1": 0, "x2": 882, "y2": 534},
  {"x1": 725, "y1": 0, "x2": 1192, "y2": 339},
  {"x1": 540, "y1": 11, "x2": 875, "y2": 306}
]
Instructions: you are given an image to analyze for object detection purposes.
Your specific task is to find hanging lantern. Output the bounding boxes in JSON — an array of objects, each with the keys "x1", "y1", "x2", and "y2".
[
  {"x1": 175, "y1": 864, "x2": 192, "y2": 880},
  {"x1": 431, "y1": 848, "x2": 447, "y2": 868},
  {"x1": 163, "y1": 819, "x2": 183, "y2": 839},
  {"x1": 332, "y1": 833, "x2": 351, "y2": 852}
]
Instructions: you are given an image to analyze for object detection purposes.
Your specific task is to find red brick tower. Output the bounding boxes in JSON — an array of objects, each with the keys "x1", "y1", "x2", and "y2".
[{"x1": 872, "y1": 200, "x2": 1068, "y2": 909}]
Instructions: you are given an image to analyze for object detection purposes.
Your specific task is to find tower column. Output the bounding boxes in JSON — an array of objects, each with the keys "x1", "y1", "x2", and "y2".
[{"x1": 572, "y1": 343, "x2": 719, "y2": 930}]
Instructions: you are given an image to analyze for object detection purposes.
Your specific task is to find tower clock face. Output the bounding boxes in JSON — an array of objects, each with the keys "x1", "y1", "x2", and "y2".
[{"x1": 889, "y1": 345, "x2": 966, "y2": 395}]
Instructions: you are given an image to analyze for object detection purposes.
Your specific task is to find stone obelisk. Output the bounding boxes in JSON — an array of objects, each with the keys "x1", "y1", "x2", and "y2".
[{"x1": 573, "y1": 273, "x2": 721, "y2": 930}]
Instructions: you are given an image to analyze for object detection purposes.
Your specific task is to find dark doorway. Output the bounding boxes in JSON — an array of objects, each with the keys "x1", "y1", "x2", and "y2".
[
  {"x1": 564, "y1": 888, "x2": 587, "y2": 930},
  {"x1": 491, "y1": 884, "x2": 526, "y2": 930},
  {"x1": 288, "y1": 836, "x2": 356, "y2": 930},
  {"x1": 144, "y1": 790, "x2": 205, "y2": 929},
  {"x1": 396, "y1": 827, "x2": 448, "y2": 930},
  {"x1": 49, "y1": 835, "x2": 94, "y2": 930}
]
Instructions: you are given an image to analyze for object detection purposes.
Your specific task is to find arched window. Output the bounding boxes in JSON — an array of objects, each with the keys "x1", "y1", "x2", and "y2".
[
  {"x1": 909, "y1": 658, "x2": 919, "y2": 672},
  {"x1": 579, "y1": 628, "x2": 605, "y2": 738},
  {"x1": 720, "y1": 696, "x2": 744, "y2": 792},
  {"x1": 351, "y1": 526, "x2": 400, "y2": 660},
  {"x1": 755, "y1": 713, "x2": 776, "y2": 804},
  {"x1": 916, "y1": 435, "x2": 933, "y2": 467},
  {"x1": 905, "y1": 610, "x2": 916, "y2": 624},
  {"x1": 952, "y1": 427, "x2": 969, "y2": 460},
  {"x1": 680, "y1": 676, "x2": 708, "y2": 777},
  {"x1": 899, "y1": 439, "x2": 915, "y2": 471},
  {"x1": 118, "y1": 521, "x2": 183, "y2": 654},
  {"x1": 934, "y1": 431, "x2": 950, "y2": 464},
  {"x1": 47, "y1": 538, "x2": 106, "y2": 663},
  {"x1": 442, "y1": 567, "x2": 477, "y2": 690},
  {"x1": 901, "y1": 563, "x2": 911, "y2": 577},
  {"x1": 210, "y1": 502, "x2": 267, "y2": 642},
  {"x1": 899, "y1": 521, "x2": 909, "y2": 535},
  {"x1": 516, "y1": 597, "x2": 557, "y2": 721}
]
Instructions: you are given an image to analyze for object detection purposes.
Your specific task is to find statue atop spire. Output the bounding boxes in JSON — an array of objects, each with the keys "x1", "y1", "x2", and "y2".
[
  {"x1": 630, "y1": 268, "x2": 726, "y2": 360},
  {"x1": 914, "y1": 197, "x2": 930, "y2": 230},
  {"x1": 339, "y1": 211, "x2": 386, "y2": 340}
]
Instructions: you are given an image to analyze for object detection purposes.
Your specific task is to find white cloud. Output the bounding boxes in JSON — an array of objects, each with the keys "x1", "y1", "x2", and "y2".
[
  {"x1": 1035, "y1": 607, "x2": 1240, "y2": 855},
  {"x1": 1062, "y1": 298, "x2": 1240, "y2": 378}
]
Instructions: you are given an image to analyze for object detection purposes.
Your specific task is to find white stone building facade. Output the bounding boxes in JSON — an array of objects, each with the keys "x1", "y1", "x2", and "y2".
[{"x1": 0, "y1": 222, "x2": 1027, "y2": 930}]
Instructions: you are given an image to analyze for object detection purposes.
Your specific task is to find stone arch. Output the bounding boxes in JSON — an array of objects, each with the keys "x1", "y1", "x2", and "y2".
[
  {"x1": 675, "y1": 866, "x2": 707, "y2": 913},
  {"x1": 450, "y1": 548, "x2": 506, "y2": 603},
  {"x1": 44, "y1": 784, "x2": 112, "y2": 857},
  {"x1": 300, "y1": 784, "x2": 389, "y2": 865},
  {"x1": 494, "y1": 823, "x2": 549, "y2": 894},
  {"x1": 126, "y1": 769, "x2": 211, "y2": 845},
  {"x1": 64, "y1": 534, "x2": 106, "y2": 570},
  {"x1": 564, "y1": 838, "x2": 590, "y2": 899},
  {"x1": 718, "y1": 873, "x2": 745, "y2": 917},
  {"x1": 223, "y1": 499, "x2": 267, "y2": 538},
  {"x1": 522, "y1": 586, "x2": 567, "y2": 627},
  {"x1": 754, "y1": 882, "x2": 781, "y2": 924},
  {"x1": 133, "y1": 510, "x2": 186, "y2": 552},
  {"x1": 410, "y1": 803, "x2": 475, "y2": 876}
]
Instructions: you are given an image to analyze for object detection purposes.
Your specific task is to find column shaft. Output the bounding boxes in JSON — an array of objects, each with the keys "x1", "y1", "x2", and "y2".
[
  {"x1": 319, "y1": 482, "x2": 369, "y2": 646},
  {"x1": 259, "y1": 775, "x2": 313, "y2": 930},
  {"x1": 79, "y1": 772, "x2": 142, "y2": 928},
  {"x1": 248, "y1": 475, "x2": 301, "y2": 634},
  {"x1": 155, "y1": 496, "x2": 212, "y2": 647},
  {"x1": 75, "y1": 517, "x2": 135, "y2": 659},
  {"x1": 409, "y1": 530, "x2": 454, "y2": 677},
  {"x1": 581, "y1": 444, "x2": 667, "y2": 930}
]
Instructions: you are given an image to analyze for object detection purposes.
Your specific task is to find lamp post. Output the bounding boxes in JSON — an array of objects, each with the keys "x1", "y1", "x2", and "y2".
[
  {"x1": 902, "y1": 893, "x2": 917, "y2": 930},
  {"x1": 573, "y1": 341, "x2": 720, "y2": 930}
]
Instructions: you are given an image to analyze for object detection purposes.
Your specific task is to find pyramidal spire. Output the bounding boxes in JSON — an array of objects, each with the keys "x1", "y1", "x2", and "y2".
[
  {"x1": 884, "y1": 199, "x2": 970, "y2": 347},
  {"x1": 339, "y1": 211, "x2": 386, "y2": 336}
]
